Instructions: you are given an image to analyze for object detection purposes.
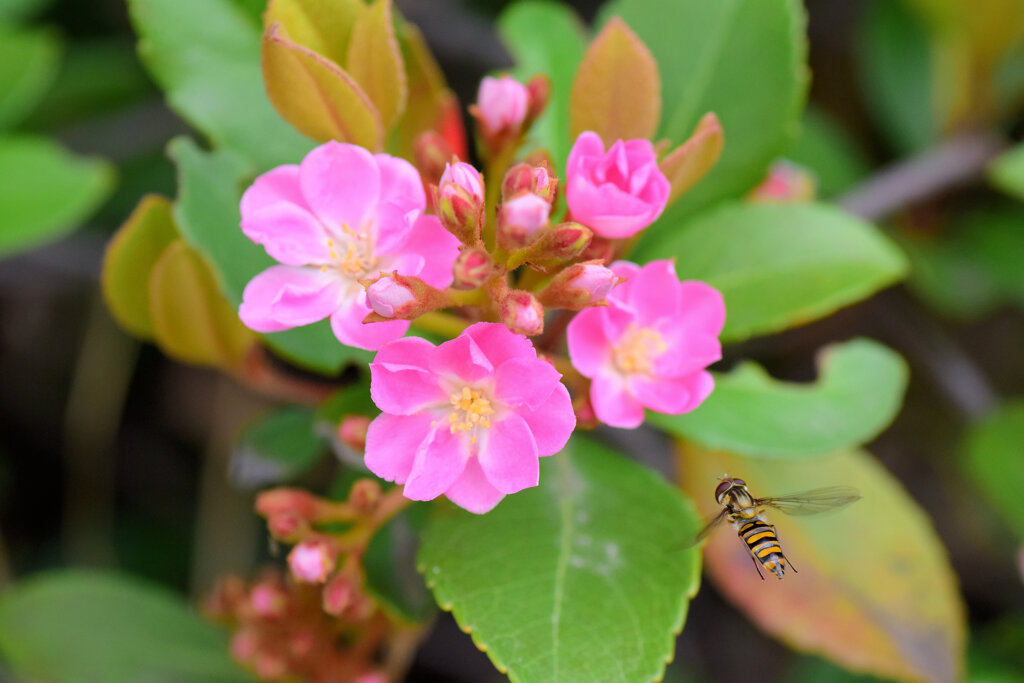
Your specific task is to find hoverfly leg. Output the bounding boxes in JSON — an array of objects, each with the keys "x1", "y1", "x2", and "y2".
[{"x1": 749, "y1": 555, "x2": 765, "y2": 581}]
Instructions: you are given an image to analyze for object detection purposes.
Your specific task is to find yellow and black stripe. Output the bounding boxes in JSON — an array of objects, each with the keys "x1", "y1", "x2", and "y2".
[{"x1": 738, "y1": 519, "x2": 789, "y2": 579}]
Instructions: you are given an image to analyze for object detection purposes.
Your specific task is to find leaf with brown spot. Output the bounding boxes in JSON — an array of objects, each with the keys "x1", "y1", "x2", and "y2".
[
  {"x1": 570, "y1": 16, "x2": 660, "y2": 143},
  {"x1": 149, "y1": 240, "x2": 255, "y2": 371},
  {"x1": 345, "y1": 0, "x2": 407, "y2": 132},
  {"x1": 680, "y1": 444, "x2": 965, "y2": 683},
  {"x1": 262, "y1": 22, "x2": 383, "y2": 148},
  {"x1": 264, "y1": 0, "x2": 363, "y2": 67},
  {"x1": 102, "y1": 195, "x2": 179, "y2": 339},
  {"x1": 659, "y1": 112, "x2": 724, "y2": 205}
]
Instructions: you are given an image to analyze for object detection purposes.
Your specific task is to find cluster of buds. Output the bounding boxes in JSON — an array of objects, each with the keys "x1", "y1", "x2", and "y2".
[{"x1": 204, "y1": 570, "x2": 392, "y2": 682}]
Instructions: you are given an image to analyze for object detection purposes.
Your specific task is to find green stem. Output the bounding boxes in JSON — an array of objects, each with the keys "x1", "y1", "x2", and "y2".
[{"x1": 411, "y1": 311, "x2": 471, "y2": 339}]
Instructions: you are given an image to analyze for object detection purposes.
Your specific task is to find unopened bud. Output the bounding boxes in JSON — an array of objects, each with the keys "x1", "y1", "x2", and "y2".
[
  {"x1": 231, "y1": 629, "x2": 259, "y2": 664},
  {"x1": 501, "y1": 163, "x2": 535, "y2": 200},
  {"x1": 507, "y1": 222, "x2": 592, "y2": 270},
  {"x1": 289, "y1": 630, "x2": 316, "y2": 657},
  {"x1": 434, "y1": 162, "x2": 485, "y2": 244},
  {"x1": 248, "y1": 582, "x2": 287, "y2": 618},
  {"x1": 266, "y1": 512, "x2": 305, "y2": 541},
  {"x1": 321, "y1": 572, "x2": 354, "y2": 616},
  {"x1": 413, "y1": 130, "x2": 454, "y2": 186},
  {"x1": 348, "y1": 478, "x2": 382, "y2": 514},
  {"x1": 288, "y1": 539, "x2": 336, "y2": 584},
  {"x1": 579, "y1": 235, "x2": 616, "y2": 263},
  {"x1": 748, "y1": 160, "x2": 816, "y2": 203},
  {"x1": 255, "y1": 653, "x2": 288, "y2": 681},
  {"x1": 255, "y1": 487, "x2": 319, "y2": 521},
  {"x1": 538, "y1": 261, "x2": 622, "y2": 310},
  {"x1": 337, "y1": 415, "x2": 370, "y2": 452},
  {"x1": 361, "y1": 272, "x2": 451, "y2": 323},
  {"x1": 453, "y1": 246, "x2": 492, "y2": 289},
  {"x1": 474, "y1": 75, "x2": 530, "y2": 137},
  {"x1": 525, "y1": 74, "x2": 551, "y2": 122},
  {"x1": 499, "y1": 290, "x2": 544, "y2": 336},
  {"x1": 498, "y1": 193, "x2": 551, "y2": 249}
]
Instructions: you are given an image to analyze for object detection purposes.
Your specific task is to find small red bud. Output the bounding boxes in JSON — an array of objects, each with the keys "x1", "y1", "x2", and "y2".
[
  {"x1": 525, "y1": 74, "x2": 551, "y2": 121},
  {"x1": 501, "y1": 163, "x2": 535, "y2": 201},
  {"x1": 497, "y1": 193, "x2": 552, "y2": 249},
  {"x1": 230, "y1": 629, "x2": 260, "y2": 664},
  {"x1": 321, "y1": 573, "x2": 354, "y2": 616},
  {"x1": 255, "y1": 488, "x2": 319, "y2": 521},
  {"x1": 288, "y1": 539, "x2": 336, "y2": 584},
  {"x1": 452, "y1": 246, "x2": 492, "y2": 289},
  {"x1": 337, "y1": 415, "x2": 370, "y2": 452},
  {"x1": 247, "y1": 582, "x2": 287, "y2": 618},
  {"x1": 348, "y1": 478, "x2": 382, "y2": 514},
  {"x1": 499, "y1": 290, "x2": 544, "y2": 336}
]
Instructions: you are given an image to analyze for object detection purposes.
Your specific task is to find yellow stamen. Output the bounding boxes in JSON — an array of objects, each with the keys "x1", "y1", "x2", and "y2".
[
  {"x1": 613, "y1": 325, "x2": 666, "y2": 375},
  {"x1": 447, "y1": 386, "x2": 495, "y2": 440}
]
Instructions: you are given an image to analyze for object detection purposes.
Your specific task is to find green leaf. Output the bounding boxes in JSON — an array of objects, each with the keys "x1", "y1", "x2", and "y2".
[
  {"x1": 988, "y1": 142, "x2": 1024, "y2": 202},
  {"x1": 962, "y1": 400, "x2": 1024, "y2": 541},
  {"x1": 231, "y1": 406, "x2": 326, "y2": 489},
  {"x1": 681, "y1": 446, "x2": 965, "y2": 683},
  {"x1": 102, "y1": 194, "x2": 179, "y2": 339},
  {"x1": 0, "y1": 23, "x2": 61, "y2": 131},
  {"x1": 855, "y1": 0, "x2": 939, "y2": 153},
  {"x1": 418, "y1": 436, "x2": 701, "y2": 683},
  {"x1": 652, "y1": 339, "x2": 908, "y2": 458},
  {"x1": 0, "y1": 0, "x2": 53, "y2": 22},
  {"x1": 128, "y1": 0, "x2": 313, "y2": 170},
  {"x1": 498, "y1": 0, "x2": 587, "y2": 170},
  {"x1": 0, "y1": 135, "x2": 114, "y2": 258},
  {"x1": 168, "y1": 136, "x2": 369, "y2": 374},
  {"x1": 784, "y1": 108, "x2": 870, "y2": 198},
  {"x1": 0, "y1": 570, "x2": 253, "y2": 682},
  {"x1": 636, "y1": 202, "x2": 908, "y2": 342},
  {"x1": 364, "y1": 502, "x2": 436, "y2": 623},
  {"x1": 603, "y1": 0, "x2": 807, "y2": 226}
]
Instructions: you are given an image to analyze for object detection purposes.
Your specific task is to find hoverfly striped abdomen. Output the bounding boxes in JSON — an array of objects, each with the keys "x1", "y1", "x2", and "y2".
[{"x1": 739, "y1": 518, "x2": 789, "y2": 580}]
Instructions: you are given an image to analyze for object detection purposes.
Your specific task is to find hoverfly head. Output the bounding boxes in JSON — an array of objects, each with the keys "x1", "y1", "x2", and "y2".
[{"x1": 714, "y1": 476, "x2": 747, "y2": 504}]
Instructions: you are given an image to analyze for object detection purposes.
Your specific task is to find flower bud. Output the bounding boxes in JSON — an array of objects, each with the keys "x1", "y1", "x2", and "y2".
[
  {"x1": 248, "y1": 583, "x2": 287, "y2": 618},
  {"x1": 499, "y1": 290, "x2": 544, "y2": 336},
  {"x1": 255, "y1": 487, "x2": 319, "y2": 521},
  {"x1": 413, "y1": 130, "x2": 454, "y2": 187},
  {"x1": 474, "y1": 75, "x2": 530, "y2": 137},
  {"x1": 506, "y1": 222, "x2": 592, "y2": 270},
  {"x1": 501, "y1": 163, "x2": 535, "y2": 200},
  {"x1": 255, "y1": 653, "x2": 287, "y2": 680},
  {"x1": 538, "y1": 261, "x2": 623, "y2": 310},
  {"x1": 366, "y1": 277, "x2": 416, "y2": 318},
  {"x1": 452, "y1": 246, "x2": 492, "y2": 289},
  {"x1": 440, "y1": 161, "x2": 483, "y2": 200},
  {"x1": 433, "y1": 162, "x2": 486, "y2": 245},
  {"x1": 348, "y1": 478, "x2": 382, "y2": 514},
  {"x1": 231, "y1": 629, "x2": 260, "y2": 664},
  {"x1": 321, "y1": 572, "x2": 354, "y2": 616},
  {"x1": 497, "y1": 193, "x2": 551, "y2": 249},
  {"x1": 361, "y1": 272, "x2": 452, "y2": 323},
  {"x1": 525, "y1": 74, "x2": 551, "y2": 121},
  {"x1": 337, "y1": 415, "x2": 370, "y2": 452},
  {"x1": 266, "y1": 513, "x2": 305, "y2": 541},
  {"x1": 748, "y1": 160, "x2": 816, "y2": 203},
  {"x1": 288, "y1": 539, "x2": 336, "y2": 584}
]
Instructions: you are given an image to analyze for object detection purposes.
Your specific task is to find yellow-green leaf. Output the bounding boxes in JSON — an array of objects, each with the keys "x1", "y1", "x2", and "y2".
[
  {"x1": 264, "y1": 0, "x2": 362, "y2": 67},
  {"x1": 101, "y1": 195, "x2": 179, "y2": 339},
  {"x1": 570, "y1": 17, "x2": 660, "y2": 142},
  {"x1": 262, "y1": 22, "x2": 382, "y2": 148},
  {"x1": 345, "y1": 0, "x2": 406, "y2": 132},
  {"x1": 680, "y1": 444, "x2": 965, "y2": 683},
  {"x1": 659, "y1": 112, "x2": 724, "y2": 205},
  {"x1": 149, "y1": 240, "x2": 255, "y2": 370}
]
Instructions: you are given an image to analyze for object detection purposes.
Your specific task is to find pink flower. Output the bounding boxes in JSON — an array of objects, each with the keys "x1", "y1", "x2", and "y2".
[
  {"x1": 475, "y1": 75, "x2": 530, "y2": 135},
  {"x1": 364, "y1": 323, "x2": 575, "y2": 513},
  {"x1": 567, "y1": 260, "x2": 725, "y2": 428},
  {"x1": 565, "y1": 132, "x2": 670, "y2": 239},
  {"x1": 238, "y1": 141, "x2": 460, "y2": 350}
]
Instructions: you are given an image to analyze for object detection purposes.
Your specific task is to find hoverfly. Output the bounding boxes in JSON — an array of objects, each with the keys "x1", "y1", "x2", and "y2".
[{"x1": 694, "y1": 476, "x2": 860, "y2": 580}]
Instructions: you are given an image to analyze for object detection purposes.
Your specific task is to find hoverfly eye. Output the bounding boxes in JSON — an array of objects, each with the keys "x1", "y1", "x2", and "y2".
[
  {"x1": 714, "y1": 481, "x2": 732, "y2": 500},
  {"x1": 733, "y1": 478, "x2": 746, "y2": 487}
]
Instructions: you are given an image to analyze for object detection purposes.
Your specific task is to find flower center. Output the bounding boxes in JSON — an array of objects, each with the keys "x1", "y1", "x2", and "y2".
[
  {"x1": 613, "y1": 325, "x2": 666, "y2": 375},
  {"x1": 447, "y1": 386, "x2": 494, "y2": 443},
  {"x1": 322, "y1": 224, "x2": 377, "y2": 278}
]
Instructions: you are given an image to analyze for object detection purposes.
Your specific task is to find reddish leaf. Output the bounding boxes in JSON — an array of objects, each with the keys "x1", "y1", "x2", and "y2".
[
  {"x1": 570, "y1": 17, "x2": 660, "y2": 143},
  {"x1": 659, "y1": 112, "x2": 724, "y2": 205},
  {"x1": 680, "y1": 444, "x2": 965, "y2": 683}
]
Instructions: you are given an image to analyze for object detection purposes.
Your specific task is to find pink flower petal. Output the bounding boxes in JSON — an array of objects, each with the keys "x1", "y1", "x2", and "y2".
[
  {"x1": 395, "y1": 215, "x2": 459, "y2": 288},
  {"x1": 591, "y1": 371, "x2": 645, "y2": 429},
  {"x1": 478, "y1": 414, "x2": 539, "y2": 494},
  {"x1": 329, "y1": 298, "x2": 410, "y2": 351},
  {"x1": 519, "y1": 382, "x2": 575, "y2": 456},
  {"x1": 676, "y1": 280, "x2": 727, "y2": 336},
  {"x1": 370, "y1": 337, "x2": 447, "y2": 414},
  {"x1": 653, "y1": 331, "x2": 722, "y2": 378},
  {"x1": 374, "y1": 153, "x2": 426, "y2": 215},
  {"x1": 432, "y1": 333, "x2": 493, "y2": 384},
  {"x1": 566, "y1": 131, "x2": 606, "y2": 172},
  {"x1": 241, "y1": 202, "x2": 332, "y2": 266},
  {"x1": 628, "y1": 260, "x2": 682, "y2": 326},
  {"x1": 600, "y1": 301, "x2": 636, "y2": 344},
  {"x1": 494, "y1": 357, "x2": 562, "y2": 410},
  {"x1": 364, "y1": 412, "x2": 432, "y2": 484},
  {"x1": 444, "y1": 457, "x2": 505, "y2": 513},
  {"x1": 372, "y1": 204, "x2": 418, "y2": 256},
  {"x1": 239, "y1": 266, "x2": 342, "y2": 333},
  {"x1": 299, "y1": 142, "x2": 380, "y2": 231},
  {"x1": 462, "y1": 322, "x2": 536, "y2": 368},
  {"x1": 607, "y1": 260, "x2": 641, "y2": 302},
  {"x1": 630, "y1": 371, "x2": 714, "y2": 415},
  {"x1": 403, "y1": 424, "x2": 470, "y2": 501},
  {"x1": 566, "y1": 308, "x2": 612, "y2": 378},
  {"x1": 240, "y1": 165, "x2": 304, "y2": 216}
]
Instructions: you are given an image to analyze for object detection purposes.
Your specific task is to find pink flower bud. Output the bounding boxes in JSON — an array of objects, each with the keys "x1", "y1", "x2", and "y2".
[
  {"x1": 255, "y1": 488, "x2": 319, "y2": 521},
  {"x1": 321, "y1": 573, "x2": 354, "y2": 616},
  {"x1": 538, "y1": 260, "x2": 623, "y2": 310},
  {"x1": 501, "y1": 163, "x2": 535, "y2": 200},
  {"x1": 338, "y1": 415, "x2": 370, "y2": 452},
  {"x1": 440, "y1": 161, "x2": 484, "y2": 200},
  {"x1": 498, "y1": 193, "x2": 551, "y2": 248},
  {"x1": 475, "y1": 75, "x2": 530, "y2": 135},
  {"x1": 571, "y1": 264, "x2": 620, "y2": 302},
  {"x1": 231, "y1": 629, "x2": 259, "y2": 663},
  {"x1": 348, "y1": 478, "x2": 382, "y2": 514},
  {"x1": 452, "y1": 246, "x2": 492, "y2": 289},
  {"x1": 249, "y1": 583, "x2": 287, "y2": 618},
  {"x1": 500, "y1": 291, "x2": 544, "y2": 336},
  {"x1": 748, "y1": 160, "x2": 816, "y2": 203},
  {"x1": 526, "y1": 74, "x2": 550, "y2": 120},
  {"x1": 366, "y1": 277, "x2": 416, "y2": 318},
  {"x1": 288, "y1": 539, "x2": 335, "y2": 583}
]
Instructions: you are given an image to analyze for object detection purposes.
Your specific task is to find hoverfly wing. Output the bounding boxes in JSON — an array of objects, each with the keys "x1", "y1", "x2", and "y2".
[
  {"x1": 755, "y1": 486, "x2": 860, "y2": 516},
  {"x1": 692, "y1": 508, "x2": 729, "y2": 545}
]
